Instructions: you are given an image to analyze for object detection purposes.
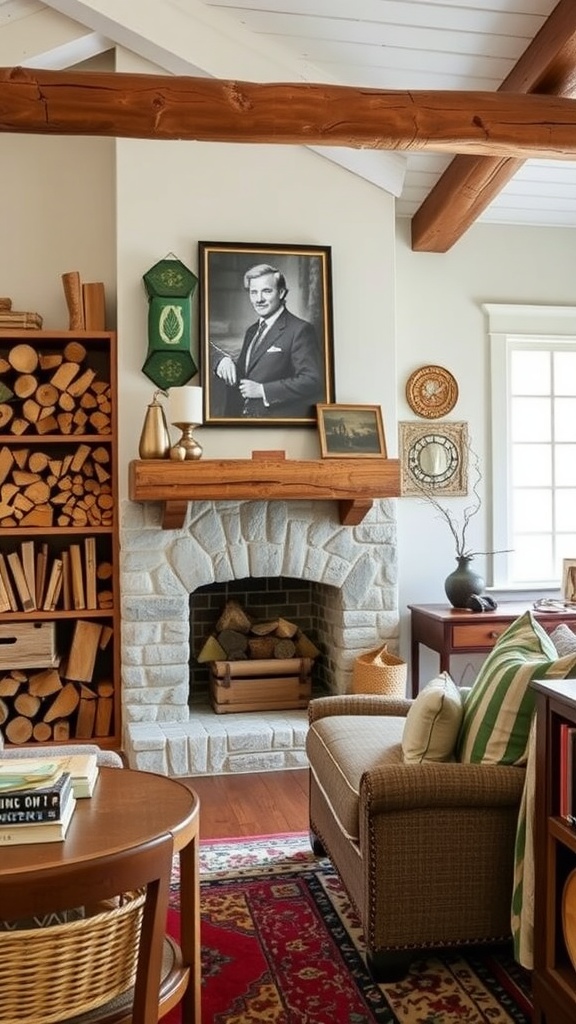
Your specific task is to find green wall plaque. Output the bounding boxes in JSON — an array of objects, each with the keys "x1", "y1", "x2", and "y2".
[{"x1": 141, "y1": 256, "x2": 198, "y2": 388}]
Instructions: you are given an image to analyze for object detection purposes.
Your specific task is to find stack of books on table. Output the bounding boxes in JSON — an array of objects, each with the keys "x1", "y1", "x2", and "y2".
[{"x1": 0, "y1": 753, "x2": 98, "y2": 846}]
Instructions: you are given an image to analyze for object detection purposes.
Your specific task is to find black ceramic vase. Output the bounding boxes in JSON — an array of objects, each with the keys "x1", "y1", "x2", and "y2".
[{"x1": 444, "y1": 555, "x2": 485, "y2": 609}]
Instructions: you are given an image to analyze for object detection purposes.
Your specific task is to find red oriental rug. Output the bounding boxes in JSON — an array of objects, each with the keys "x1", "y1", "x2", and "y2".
[{"x1": 164, "y1": 832, "x2": 532, "y2": 1024}]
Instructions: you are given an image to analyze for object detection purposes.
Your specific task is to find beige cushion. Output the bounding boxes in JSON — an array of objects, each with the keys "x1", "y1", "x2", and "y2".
[
  {"x1": 402, "y1": 672, "x2": 463, "y2": 763},
  {"x1": 306, "y1": 715, "x2": 405, "y2": 840},
  {"x1": 550, "y1": 622, "x2": 576, "y2": 657}
]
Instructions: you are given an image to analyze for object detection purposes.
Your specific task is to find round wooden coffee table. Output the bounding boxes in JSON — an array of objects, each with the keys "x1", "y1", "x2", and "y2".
[{"x1": 0, "y1": 767, "x2": 201, "y2": 1023}]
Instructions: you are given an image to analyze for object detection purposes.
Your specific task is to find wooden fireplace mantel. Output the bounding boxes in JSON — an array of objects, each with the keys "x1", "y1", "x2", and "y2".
[{"x1": 129, "y1": 457, "x2": 401, "y2": 529}]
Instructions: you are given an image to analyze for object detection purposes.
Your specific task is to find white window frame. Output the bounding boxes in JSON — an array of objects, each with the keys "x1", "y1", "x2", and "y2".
[{"x1": 484, "y1": 303, "x2": 576, "y2": 591}]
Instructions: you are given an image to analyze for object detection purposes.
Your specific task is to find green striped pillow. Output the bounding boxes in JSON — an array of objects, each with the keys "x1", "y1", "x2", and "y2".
[{"x1": 457, "y1": 611, "x2": 576, "y2": 765}]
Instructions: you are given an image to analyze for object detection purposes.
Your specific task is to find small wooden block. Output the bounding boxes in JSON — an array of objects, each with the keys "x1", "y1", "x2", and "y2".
[{"x1": 251, "y1": 450, "x2": 286, "y2": 460}]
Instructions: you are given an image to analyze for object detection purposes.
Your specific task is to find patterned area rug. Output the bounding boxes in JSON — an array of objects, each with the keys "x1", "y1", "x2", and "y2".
[{"x1": 165, "y1": 832, "x2": 532, "y2": 1024}]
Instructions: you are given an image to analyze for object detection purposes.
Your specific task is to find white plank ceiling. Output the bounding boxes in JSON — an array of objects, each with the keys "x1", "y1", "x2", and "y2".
[{"x1": 1, "y1": 0, "x2": 575, "y2": 231}]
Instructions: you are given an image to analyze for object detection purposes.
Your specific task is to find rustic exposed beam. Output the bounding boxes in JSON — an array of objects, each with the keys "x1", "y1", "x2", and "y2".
[
  {"x1": 412, "y1": 0, "x2": 576, "y2": 252},
  {"x1": 2, "y1": 67, "x2": 576, "y2": 160}
]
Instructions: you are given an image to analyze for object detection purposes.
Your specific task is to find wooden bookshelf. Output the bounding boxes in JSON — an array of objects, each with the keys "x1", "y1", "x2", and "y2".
[
  {"x1": 532, "y1": 677, "x2": 576, "y2": 1024},
  {"x1": 0, "y1": 330, "x2": 120, "y2": 751}
]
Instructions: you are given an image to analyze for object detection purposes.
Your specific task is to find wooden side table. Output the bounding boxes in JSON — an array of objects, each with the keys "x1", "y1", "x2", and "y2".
[
  {"x1": 408, "y1": 602, "x2": 576, "y2": 697},
  {"x1": 0, "y1": 767, "x2": 201, "y2": 1024}
]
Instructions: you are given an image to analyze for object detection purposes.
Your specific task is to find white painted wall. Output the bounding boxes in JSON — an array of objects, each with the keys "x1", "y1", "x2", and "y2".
[
  {"x1": 112, "y1": 50, "x2": 397, "y2": 472},
  {"x1": 395, "y1": 216, "x2": 576, "y2": 679},
  {"x1": 0, "y1": 133, "x2": 115, "y2": 325},
  {"x1": 115, "y1": 138, "x2": 397, "y2": 471}
]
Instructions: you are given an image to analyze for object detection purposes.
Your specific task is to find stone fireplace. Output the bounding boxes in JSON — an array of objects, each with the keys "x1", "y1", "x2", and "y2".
[{"x1": 120, "y1": 495, "x2": 399, "y2": 775}]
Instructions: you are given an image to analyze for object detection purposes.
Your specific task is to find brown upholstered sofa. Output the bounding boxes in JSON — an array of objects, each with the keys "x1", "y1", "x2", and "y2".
[{"x1": 306, "y1": 693, "x2": 525, "y2": 980}]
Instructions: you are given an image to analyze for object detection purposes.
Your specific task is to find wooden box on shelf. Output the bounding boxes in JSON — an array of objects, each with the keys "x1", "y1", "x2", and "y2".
[
  {"x1": 0, "y1": 621, "x2": 57, "y2": 669},
  {"x1": 0, "y1": 330, "x2": 120, "y2": 752},
  {"x1": 532, "y1": 677, "x2": 576, "y2": 1024}
]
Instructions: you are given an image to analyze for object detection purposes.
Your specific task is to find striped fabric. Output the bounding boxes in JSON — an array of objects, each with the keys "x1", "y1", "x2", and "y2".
[
  {"x1": 458, "y1": 611, "x2": 576, "y2": 765},
  {"x1": 511, "y1": 716, "x2": 537, "y2": 969}
]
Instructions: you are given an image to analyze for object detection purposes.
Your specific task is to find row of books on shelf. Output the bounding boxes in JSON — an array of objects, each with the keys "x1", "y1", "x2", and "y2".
[
  {"x1": 0, "y1": 537, "x2": 101, "y2": 613},
  {"x1": 0, "y1": 752, "x2": 98, "y2": 845}
]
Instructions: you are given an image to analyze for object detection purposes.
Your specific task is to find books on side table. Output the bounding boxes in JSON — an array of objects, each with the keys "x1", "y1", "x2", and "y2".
[{"x1": 0, "y1": 752, "x2": 99, "y2": 845}]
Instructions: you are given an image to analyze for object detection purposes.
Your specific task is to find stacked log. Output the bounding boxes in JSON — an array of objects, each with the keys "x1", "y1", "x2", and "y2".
[
  {"x1": 0, "y1": 622, "x2": 114, "y2": 743},
  {"x1": 197, "y1": 599, "x2": 321, "y2": 663},
  {"x1": 0, "y1": 442, "x2": 112, "y2": 527},
  {"x1": 0, "y1": 341, "x2": 112, "y2": 437},
  {"x1": 0, "y1": 539, "x2": 112, "y2": 613}
]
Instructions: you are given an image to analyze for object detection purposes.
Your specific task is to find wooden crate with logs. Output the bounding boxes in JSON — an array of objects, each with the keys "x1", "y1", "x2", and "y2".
[
  {"x1": 198, "y1": 599, "x2": 321, "y2": 713},
  {"x1": 0, "y1": 330, "x2": 119, "y2": 751},
  {"x1": 209, "y1": 657, "x2": 314, "y2": 713}
]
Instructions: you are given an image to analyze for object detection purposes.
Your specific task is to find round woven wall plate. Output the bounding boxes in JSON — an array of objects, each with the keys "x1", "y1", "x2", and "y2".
[{"x1": 405, "y1": 364, "x2": 458, "y2": 419}]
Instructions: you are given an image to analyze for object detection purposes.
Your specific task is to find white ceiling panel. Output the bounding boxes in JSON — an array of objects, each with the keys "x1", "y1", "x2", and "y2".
[{"x1": 1, "y1": 0, "x2": 575, "y2": 231}]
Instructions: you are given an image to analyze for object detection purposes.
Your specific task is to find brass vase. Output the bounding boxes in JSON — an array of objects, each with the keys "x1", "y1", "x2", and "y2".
[{"x1": 138, "y1": 390, "x2": 171, "y2": 459}]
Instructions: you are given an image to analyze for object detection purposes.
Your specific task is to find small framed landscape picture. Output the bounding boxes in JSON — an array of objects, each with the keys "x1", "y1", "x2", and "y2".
[
  {"x1": 562, "y1": 559, "x2": 576, "y2": 603},
  {"x1": 316, "y1": 404, "x2": 387, "y2": 458}
]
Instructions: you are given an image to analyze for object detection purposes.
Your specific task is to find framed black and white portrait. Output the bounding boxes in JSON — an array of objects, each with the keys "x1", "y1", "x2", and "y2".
[{"x1": 199, "y1": 241, "x2": 335, "y2": 426}]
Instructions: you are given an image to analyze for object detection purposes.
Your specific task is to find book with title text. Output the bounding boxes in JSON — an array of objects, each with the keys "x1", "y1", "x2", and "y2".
[
  {"x1": 0, "y1": 753, "x2": 99, "y2": 844},
  {"x1": 0, "y1": 769, "x2": 73, "y2": 824},
  {"x1": 0, "y1": 791, "x2": 76, "y2": 845}
]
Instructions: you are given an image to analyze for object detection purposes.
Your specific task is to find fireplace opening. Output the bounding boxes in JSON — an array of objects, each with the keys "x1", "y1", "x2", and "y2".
[{"x1": 190, "y1": 576, "x2": 331, "y2": 706}]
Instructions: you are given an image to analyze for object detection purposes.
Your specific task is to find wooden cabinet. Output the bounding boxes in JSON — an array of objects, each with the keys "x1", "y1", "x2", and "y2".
[
  {"x1": 532, "y1": 677, "x2": 576, "y2": 1024},
  {"x1": 408, "y1": 603, "x2": 576, "y2": 697},
  {"x1": 0, "y1": 330, "x2": 120, "y2": 750}
]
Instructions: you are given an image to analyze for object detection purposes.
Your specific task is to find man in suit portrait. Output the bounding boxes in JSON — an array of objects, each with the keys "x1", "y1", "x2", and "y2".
[{"x1": 214, "y1": 263, "x2": 324, "y2": 419}]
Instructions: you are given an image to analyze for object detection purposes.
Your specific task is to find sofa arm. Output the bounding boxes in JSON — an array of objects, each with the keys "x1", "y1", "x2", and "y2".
[
  {"x1": 361, "y1": 760, "x2": 525, "y2": 814},
  {"x1": 308, "y1": 693, "x2": 412, "y2": 724}
]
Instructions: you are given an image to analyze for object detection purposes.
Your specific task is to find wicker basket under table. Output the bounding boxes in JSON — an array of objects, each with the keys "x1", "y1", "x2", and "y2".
[{"x1": 0, "y1": 891, "x2": 145, "y2": 1024}]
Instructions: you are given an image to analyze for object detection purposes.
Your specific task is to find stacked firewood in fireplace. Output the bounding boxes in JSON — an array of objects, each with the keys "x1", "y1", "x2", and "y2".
[{"x1": 197, "y1": 599, "x2": 320, "y2": 664}]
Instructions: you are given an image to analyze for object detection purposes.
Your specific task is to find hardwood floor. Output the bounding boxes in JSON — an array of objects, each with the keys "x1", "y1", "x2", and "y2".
[{"x1": 181, "y1": 769, "x2": 310, "y2": 839}]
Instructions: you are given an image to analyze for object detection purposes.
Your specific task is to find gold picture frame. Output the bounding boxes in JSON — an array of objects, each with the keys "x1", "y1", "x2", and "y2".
[
  {"x1": 562, "y1": 559, "x2": 576, "y2": 603},
  {"x1": 316, "y1": 404, "x2": 387, "y2": 458}
]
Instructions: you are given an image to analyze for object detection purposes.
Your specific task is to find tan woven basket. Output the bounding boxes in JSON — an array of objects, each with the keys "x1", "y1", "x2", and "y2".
[
  {"x1": 351, "y1": 644, "x2": 407, "y2": 696},
  {"x1": 0, "y1": 890, "x2": 145, "y2": 1024}
]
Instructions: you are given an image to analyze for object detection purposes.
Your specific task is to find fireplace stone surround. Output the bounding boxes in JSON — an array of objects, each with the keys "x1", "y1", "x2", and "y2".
[{"x1": 121, "y1": 495, "x2": 399, "y2": 775}]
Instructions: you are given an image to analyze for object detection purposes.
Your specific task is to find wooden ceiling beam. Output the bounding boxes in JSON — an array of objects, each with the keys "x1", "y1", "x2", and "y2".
[
  {"x1": 2, "y1": 67, "x2": 576, "y2": 161},
  {"x1": 411, "y1": 0, "x2": 576, "y2": 253}
]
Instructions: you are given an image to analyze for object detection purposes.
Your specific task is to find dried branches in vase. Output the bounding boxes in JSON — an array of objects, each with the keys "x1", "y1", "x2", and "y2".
[{"x1": 414, "y1": 445, "x2": 501, "y2": 608}]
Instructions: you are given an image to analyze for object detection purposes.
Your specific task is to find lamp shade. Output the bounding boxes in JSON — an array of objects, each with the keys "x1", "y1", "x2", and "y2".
[{"x1": 168, "y1": 386, "x2": 203, "y2": 425}]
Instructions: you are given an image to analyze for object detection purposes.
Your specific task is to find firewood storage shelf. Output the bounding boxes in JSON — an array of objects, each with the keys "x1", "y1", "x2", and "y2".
[
  {"x1": 129, "y1": 456, "x2": 401, "y2": 528},
  {"x1": 0, "y1": 330, "x2": 120, "y2": 752}
]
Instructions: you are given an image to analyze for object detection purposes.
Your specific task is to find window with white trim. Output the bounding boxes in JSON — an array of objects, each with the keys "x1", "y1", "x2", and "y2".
[{"x1": 485, "y1": 304, "x2": 576, "y2": 590}]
